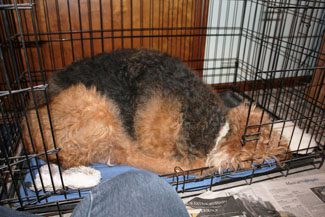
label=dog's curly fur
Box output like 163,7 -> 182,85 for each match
23,49 -> 290,174
207,104 -> 291,173
46,49 -> 227,157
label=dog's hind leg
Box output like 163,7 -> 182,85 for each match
132,91 -> 206,173
134,92 -> 185,160
23,84 -> 132,168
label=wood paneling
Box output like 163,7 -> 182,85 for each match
307,35 -> 325,109
17,0 -> 210,83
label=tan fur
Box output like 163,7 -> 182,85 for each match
134,93 -> 184,158
23,86 -> 289,174
125,146 -> 206,174
23,84 -> 204,174
23,84 -> 132,168
207,103 -> 290,172
130,92 -> 206,172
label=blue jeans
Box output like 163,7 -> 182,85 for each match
0,170 -> 189,217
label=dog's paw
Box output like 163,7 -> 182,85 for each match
206,150 -> 238,175
206,148 -> 255,175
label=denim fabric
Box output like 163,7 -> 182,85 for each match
1,170 -> 188,217
71,170 -> 189,217
0,206 -> 37,217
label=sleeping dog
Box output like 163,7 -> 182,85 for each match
23,49 -> 289,174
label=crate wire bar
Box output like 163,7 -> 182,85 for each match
0,0 -> 324,215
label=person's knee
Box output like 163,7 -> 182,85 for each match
121,170 -> 173,190
116,170 -> 160,185
72,169 -> 189,217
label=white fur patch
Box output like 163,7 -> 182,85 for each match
214,121 -> 230,148
205,121 -> 230,168
33,164 -> 101,191
206,150 -> 233,174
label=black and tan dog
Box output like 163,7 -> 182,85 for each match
23,49 -> 289,174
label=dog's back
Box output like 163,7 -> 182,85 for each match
24,49 -> 226,173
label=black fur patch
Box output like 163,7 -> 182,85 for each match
48,49 -> 227,157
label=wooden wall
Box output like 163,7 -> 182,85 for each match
307,35 -> 325,109
15,0 -> 209,84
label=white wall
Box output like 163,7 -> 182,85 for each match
203,0 -> 325,84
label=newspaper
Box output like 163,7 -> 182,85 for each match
186,174 -> 325,217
